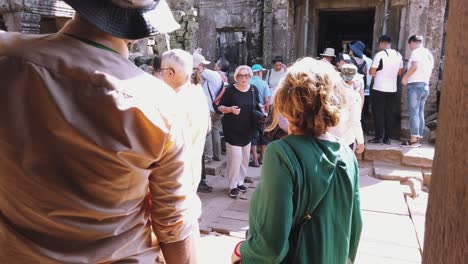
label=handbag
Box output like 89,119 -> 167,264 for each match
251,86 -> 265,130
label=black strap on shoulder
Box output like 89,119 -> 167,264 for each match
206,82 -> 215,103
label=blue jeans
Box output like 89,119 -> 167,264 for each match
407,82 -> 429,137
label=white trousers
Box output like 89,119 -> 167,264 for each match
226,143 -> 251,190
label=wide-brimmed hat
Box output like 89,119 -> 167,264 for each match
63,0 -> 180,40
320,48 -> 336,57
251,64 -> 266,72
349,41 -> 365,58
193,52 -> 210,66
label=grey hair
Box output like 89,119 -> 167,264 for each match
233,65 -> 253,82
161,49 -> 193,78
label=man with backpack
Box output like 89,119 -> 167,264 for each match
349,41 -> 368,89
194,50 -> 224,166
369,35 -> 404,145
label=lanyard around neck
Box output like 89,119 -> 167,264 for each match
62,33 -> 119,54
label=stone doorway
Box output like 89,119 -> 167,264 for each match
0,15 -> 6,31
317,9 -> 375,56
216,30 -> 247,76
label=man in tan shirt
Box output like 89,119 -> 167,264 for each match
0,1 -> 200,263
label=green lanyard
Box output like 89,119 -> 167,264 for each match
62,33 -> 119,54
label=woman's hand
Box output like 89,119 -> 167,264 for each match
355,143 -> 365,154
231,252 -> 241,264
231,106 -> 241,115
231,241 -> 243,263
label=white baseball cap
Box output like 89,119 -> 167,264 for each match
193,52 -> 210,66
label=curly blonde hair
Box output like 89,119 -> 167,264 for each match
267,57 -> 345,137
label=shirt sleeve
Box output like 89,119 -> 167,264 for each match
240,142 -> 294,263
202,69 -> 222,94
371,52 -> 382,68
218,86 -> 231,107
147,114 -> 196,244
264,82 -> 272,97
409,49 -> 422,63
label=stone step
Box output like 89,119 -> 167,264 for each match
205,159 -> 226,176
363,136 -> 434,172
373,161 -> 423,182
401,146 -> 434,168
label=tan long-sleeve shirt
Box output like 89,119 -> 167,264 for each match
0,32 -> 200,263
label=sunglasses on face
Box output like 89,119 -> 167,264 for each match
237,74 -> 251,79
158,68 -> 174,75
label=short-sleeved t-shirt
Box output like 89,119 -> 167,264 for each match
408,47 -> 434,84
202,69 -> 223,112
250,76 -> 271,104
266,68 -> 287,92
219,84 -> 260,146
371,49 -> 403,93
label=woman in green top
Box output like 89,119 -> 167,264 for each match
231,57 -> 362,264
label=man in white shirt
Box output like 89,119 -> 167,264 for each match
265,55 -> 287,93
193,50 -> 223,163
401,35 -> 434,147
369,35 -> 403,144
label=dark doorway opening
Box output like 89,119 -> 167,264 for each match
216,29 -> 248,80
0,15 -> 6,31
317,9 -> 375,56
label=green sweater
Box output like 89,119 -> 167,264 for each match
240,135 -> 362,264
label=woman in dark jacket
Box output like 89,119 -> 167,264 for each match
218,65 -> 261,199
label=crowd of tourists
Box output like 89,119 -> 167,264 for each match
0,0 -> 434,263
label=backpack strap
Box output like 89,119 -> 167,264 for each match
206,82 -> 215,103
266,70 -> 271,86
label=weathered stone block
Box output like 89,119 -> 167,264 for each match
172,11 -> 186,23
422,169 -> 432,187
429,130 -> 436,143
426,119 -> 437,130
373,161 -> 423,182
205,160 -> 226,176
175,29 -> 185,37
138,64 -> 152,74
401,146 -> 434,168
363,145 -> 403,164
426,112 -> 438,122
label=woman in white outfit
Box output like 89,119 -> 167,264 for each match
330,63 -> 365,154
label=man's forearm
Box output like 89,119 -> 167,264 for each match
403,64 -> 418,79
160,233 -> 198,264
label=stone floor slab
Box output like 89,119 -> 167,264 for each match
359,175 -> 410,216
405,192 -> 428,251
360,211 -> 420,248
199,234 -> 242,264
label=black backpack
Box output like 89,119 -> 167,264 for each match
351,57 -> 367,85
